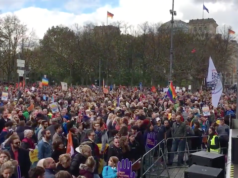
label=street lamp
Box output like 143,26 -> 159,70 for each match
169,0 -> 176,83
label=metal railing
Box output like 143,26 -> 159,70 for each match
132,134 -> 229,178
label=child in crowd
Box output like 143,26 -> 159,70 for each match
102,156 -> 119,178
79,156 -> 96,178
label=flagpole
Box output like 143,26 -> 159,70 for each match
107,12 -> 108,26
202,0 -> 204,19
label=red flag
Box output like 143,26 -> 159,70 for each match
191,49 -> 196,53
151,86 -> 156,93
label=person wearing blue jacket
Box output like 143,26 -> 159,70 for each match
102,156 -> 119,178
0,121 -> 13,144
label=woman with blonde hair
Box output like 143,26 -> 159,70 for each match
79,156 -> 96,178
0,160 -> 18,178
70,144 -> 92,177
56,154 -> 71,173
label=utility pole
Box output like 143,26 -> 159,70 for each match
169,0 -> 176,83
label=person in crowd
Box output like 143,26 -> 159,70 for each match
0,160 -> 16,178
55,171 -> 72,178
167,115 -> 186,166
0,151 -> 12,168
51,139 -> 66,163
47,118 -> 58,136
38,130 -> 53,160
79,156 -> 96,178
107,137 -> 123,161
37,121 -> 49,141
191,121 -> 202,153
0,110 -> 11,133
8,136 -> 31,178
93,121 -> 103,144
207,127 -> 220,153
0,122 -> 13,144
56,154 -> 71,173
164,120 -> 172,161
128,133 -> 140,162
217,117 -> 229,155
43,158 -> 56,178
119,136 -> 130,159
28,166 -> 45,178
15,121 -> 26,141
21,129 -> 35,150
70,144 -> 92,177
36,159 -> 45,168
102,156 -> 119,178
52,124 -> 64,144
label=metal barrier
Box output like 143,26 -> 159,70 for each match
133,134 -> 229,177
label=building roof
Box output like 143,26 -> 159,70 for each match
159,20 -> 189,33
189,18 -> 218,27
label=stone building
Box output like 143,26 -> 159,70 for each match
188,18 -> 218,35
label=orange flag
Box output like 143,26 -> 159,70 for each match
27,103 -> 34,112
66,131 -> 74,156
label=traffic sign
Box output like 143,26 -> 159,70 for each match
17,59 -> 25,67
17,69 -> 24,76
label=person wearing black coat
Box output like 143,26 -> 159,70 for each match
0,110 -> 11,133
69,144 -> 91,177
107,137 -> 123,161
8,137 -> 31,178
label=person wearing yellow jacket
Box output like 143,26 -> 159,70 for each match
207,127 -> 220,154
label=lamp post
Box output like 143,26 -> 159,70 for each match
169,0 -> 176,83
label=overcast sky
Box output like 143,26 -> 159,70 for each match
0,0 -> 237,39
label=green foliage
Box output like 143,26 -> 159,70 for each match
0,15 -> 234,88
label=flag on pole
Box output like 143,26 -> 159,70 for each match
167,82 -> 177,103
228,29 -> 235,35
42,78 -> 49,86
107,11 -> 114,18
206,57 -> 223,108
203,4 -> 209,13
66,131 -> 74,156
151,86 -> 156,93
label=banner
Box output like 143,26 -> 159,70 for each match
50,102 -> 59,113
117,159 -> 135,178
206,57 -> 223,108
29,149 -> 39,163
1,92 -> 8,101
61,82 -> 68,91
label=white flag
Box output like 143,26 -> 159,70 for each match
206,57 -> 223,108
61,82 -> 68,91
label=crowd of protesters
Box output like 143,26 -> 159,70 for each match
0,84 -> 233,178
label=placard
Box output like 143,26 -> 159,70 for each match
202,106 -> 210,116
29,149 -> 38,163
146,132 -> 156,149
1,92 -> 8,101
50,102 -> 59,113
117,159 -> 135,178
